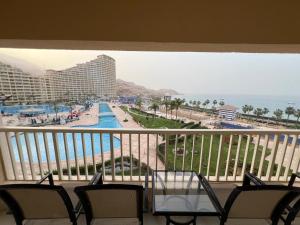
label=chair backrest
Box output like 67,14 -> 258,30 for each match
223,185 -> 300,222
74,184 -> 143,225
0,184 -> 75,224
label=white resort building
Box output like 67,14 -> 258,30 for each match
217,104 -> 238,120
0,55 -> 116,103
45,55 -> 116,101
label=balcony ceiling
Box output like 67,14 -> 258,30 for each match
1,1 -> 300,53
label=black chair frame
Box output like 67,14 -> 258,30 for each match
0,183 -> 76,225
0,172 -> 103,225
283,173 -> 300,225
199,172 -> 300,225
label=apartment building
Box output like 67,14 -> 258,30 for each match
0,55 -> 116,104
0,62 -> 49,104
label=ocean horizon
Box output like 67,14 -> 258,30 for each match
172,94 -> 300,120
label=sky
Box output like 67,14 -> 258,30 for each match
0,48 -> 300,97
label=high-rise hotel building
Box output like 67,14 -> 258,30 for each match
0,55 -> 116,103
0,62 -> 51,103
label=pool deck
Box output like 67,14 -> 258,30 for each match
54,104 -> 100,127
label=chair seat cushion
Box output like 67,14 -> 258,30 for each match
92,218 -> 139,225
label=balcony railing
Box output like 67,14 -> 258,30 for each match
0,126 -> 299,183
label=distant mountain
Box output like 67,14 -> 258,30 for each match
117,79 -> 179,97
0,53 -> 43,75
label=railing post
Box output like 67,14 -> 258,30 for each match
147,134 -> 150,177
0,144 -> 7,183
215,134 -> 223,181
207,134 -> 213,179
233,134 -> 242,180
275,134 -> 289,180
0,131 -> 13,181
241,135 -> 251,179
284,135 -> 297,181
266,134 -> 280,181
165,134 -> 169,170
224,135 -> 233,181
52,132 -> 62,180
110,133 -> 115,181
0,115 -> 8,182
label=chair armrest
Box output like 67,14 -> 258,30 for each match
89,172 -> 103,185
36,173 -> 54,185
243,172 -> 265,186
288,173 -> 300,187
198,174 -> 225,216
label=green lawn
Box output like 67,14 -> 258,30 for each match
122,106 -> 183,129
122,106 -> 279,177
161,134 -> 269,177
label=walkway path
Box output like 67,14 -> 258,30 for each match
110,104 -> 165,170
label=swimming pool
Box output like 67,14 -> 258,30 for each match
0,104 -> 69,114
220,122 -> 252,129
12,103 -> 122,162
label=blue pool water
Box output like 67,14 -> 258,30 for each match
0,104 -> 69,114
220,122 -> 252,129
12,103 -> 122,162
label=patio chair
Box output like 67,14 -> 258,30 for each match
281,172 -> 300,225
74,184 -> 144,225
0,172 -> 103,225
199,173 -> 300,225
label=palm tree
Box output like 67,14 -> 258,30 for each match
248,105 -> 254,114
242,105 -> 249,114
273,109 -> 283,122
149,102 -> 159,117
135,98 -> 142,110
294,109 -> 300,125
162,99 -> 170,118
65,101 -> 75,119
219,101 -> 225,106
174,98 -> 184,119
285,106 -> 295,120
212,100 -> 218,107
204,99 -> 210,108
262,107 -> 269,116
170,100 -> 176,119
51,100 -> 61,120
189,100 -> 193,106
196,101 -> 201,108
253,108 -> 263,118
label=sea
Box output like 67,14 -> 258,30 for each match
172,94 -> 300,120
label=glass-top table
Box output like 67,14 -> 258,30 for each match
151,171 -> 221,225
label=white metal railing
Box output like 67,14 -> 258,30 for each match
0,126 -> 299,183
